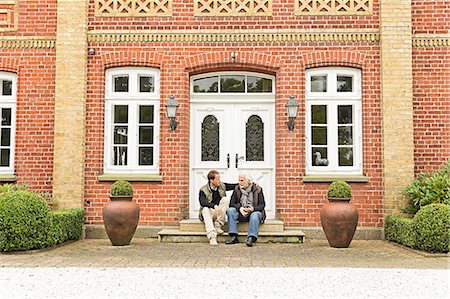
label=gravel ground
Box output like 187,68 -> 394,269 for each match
1,267 -> 449,298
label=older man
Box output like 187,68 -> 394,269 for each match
199,170 -> 237,246
225,172 -> 266,247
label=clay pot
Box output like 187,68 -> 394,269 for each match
320,198 -> 358,248
103,196 -> 140,246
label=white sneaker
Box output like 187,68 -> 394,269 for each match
209,238 -> 218,246
214,222 -> 224,235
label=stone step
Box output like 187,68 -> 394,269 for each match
180,219 -> 285,232
158,229 -> 305,243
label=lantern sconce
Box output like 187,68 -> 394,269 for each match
285,95 -> 299,131
166,95 -> 179,131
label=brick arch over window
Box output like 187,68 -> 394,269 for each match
302,51 -> 366,69
0,58 -> 19,73
185,52 -> 281,75
100,52 -> 166,69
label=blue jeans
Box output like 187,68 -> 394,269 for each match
226,207 -> 263,239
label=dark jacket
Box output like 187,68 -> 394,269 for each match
230,183 -> 266,221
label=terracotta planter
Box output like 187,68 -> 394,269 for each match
320,198 -> 358,248
103,196 -> 140,246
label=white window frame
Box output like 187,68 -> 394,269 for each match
104,67 -> 160,174
306,67 -> 362,175
0,72 -> 16,174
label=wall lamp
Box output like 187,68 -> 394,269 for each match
165,95 -> 179,131
285,95 -> 299,130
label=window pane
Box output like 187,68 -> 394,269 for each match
139,126 -> 154,145
339,148 -> 354,166
0,149 -> 9,167
139,106 -> 154,124
2,80 -> 12,96
312,126 -> 327,145
193,76 -> 218,93
312,148 -> 328,166
311,105 -> 327,124
246,115 -> 264,161
1,128 -> 10,146
338,105 -> 353,124
114,76 -> 129,92
139,147 -> 153,165
220,75 -> 245,92
114,126 -> 128,144
338,126 -> 353,145
2,108 -> 11,126
114,105 -> 128,124
201,115 -> 219,161
113,146 -> 127,166
337,76 -> 353,92
139,76 -> 154,92
311,75 -> 327,92
247,76 -> 272,93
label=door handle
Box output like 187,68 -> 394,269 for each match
235,153 -> 238,168
227,153 -> 230,168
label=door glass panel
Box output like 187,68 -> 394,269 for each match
139,105 -> 154,124
0,149 -> 9,166
338,105 -> 352,124
311,75 -> 327,92
114,76 -> 129,92
1,108 -> 11,126
312,147 -> 328,166
113,147 -> 127,165
2,80 -> 12,96
139,126 -> 153,144
114,126 -> 128,144
139,76 -> 154,93
247,76 -> 272,93
312,126 -> 327,145
338,126 -> 353,145
1,128 -> 10,146
339,148 -> 353,166
193,76 -> 218,93
337,76 -> 353,92
311,105 -> 327,124
114,105 -> 128,123
139,147 -> 153,165
201,115 -> 219,161
220,75 -> 245,93
246,115 -> 264,161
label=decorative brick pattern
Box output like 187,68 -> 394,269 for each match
295,0 -> 373,15
380,0 -> 414,214
194,0 -> 272,16
95,0 -> 172,17
0,0 -> 18,32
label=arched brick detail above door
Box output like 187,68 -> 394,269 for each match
100,51 -> 166,69
0,57 -> 19,73
302,51 -> 366,69
184,52 -> 281,75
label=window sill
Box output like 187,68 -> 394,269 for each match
0,174 -> 16,182
302,175 -> 369,183
98,174 -> 163,182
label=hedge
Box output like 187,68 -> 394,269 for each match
0,190 -> 84,252
385,204 -> 450,253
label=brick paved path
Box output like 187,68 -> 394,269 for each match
1,239 -> 448,269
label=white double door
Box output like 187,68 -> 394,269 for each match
190,102 -> 275,219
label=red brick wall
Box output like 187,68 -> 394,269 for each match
84,42 -> 383,228
88,0 -> 380,31
413,47 -> 450,174
0,50 -> 56,193
412,1 -> 450,34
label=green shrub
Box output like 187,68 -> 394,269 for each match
0,190 -> 51,252
410,203 -> 450,253
402,160 -> 450,214
110,180 -> 133,196
0,183 -> 28,194
327,180 -> 352,198
384,214 -> 415,247
48,208 -> 84,245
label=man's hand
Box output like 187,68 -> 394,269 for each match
240,207 -> 249,217
214,205 -> 222,216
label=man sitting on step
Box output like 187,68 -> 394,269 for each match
225,172 -> 266,247
199,170 -> 237,246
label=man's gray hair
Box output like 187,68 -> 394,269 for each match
238,171 -> 253,184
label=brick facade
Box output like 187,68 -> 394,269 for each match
0,0 -> 448,232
